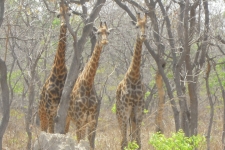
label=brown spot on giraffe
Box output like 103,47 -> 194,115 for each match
66,22 -> 112,149
38,2 -> 70,133
116,13 -> 148,150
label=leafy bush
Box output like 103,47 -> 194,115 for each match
149,130 -> 206,150
111,103 -> 116,113
124,141 -> 139,150
144,91 -> 150,99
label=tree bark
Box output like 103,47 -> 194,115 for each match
0,0 -> 4,26
205,60 -> 214,150
212,61 -> 225,150
155,71 -> 165,133
144,84 -> 156,110
180,0 -> 199,136
25,65 -> 36,150
0,59 -> 10,150
0,1 -> 10,149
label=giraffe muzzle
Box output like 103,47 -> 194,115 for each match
140,34 -> 146,41
101,40 -> 108,45
141,34 -> 146,38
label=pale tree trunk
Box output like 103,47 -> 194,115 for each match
188,0 -> 208,136
144,84 -> 156,110
25,49 -> 44,149
0,0 -> 4,26
175,1 -> 190,136
184,0 -> 199,136
0,59 -> 10,150
25,65 -> 36,150
212,61 -> 225,150
205,60 -> 214,150
55,0 -> 106,134
0,1 -> 10,149
155,71 -> 165,133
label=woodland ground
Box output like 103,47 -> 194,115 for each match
2,102 -> 223,150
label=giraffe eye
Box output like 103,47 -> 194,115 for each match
136,26 -> 139,29
97,32 -> 101,35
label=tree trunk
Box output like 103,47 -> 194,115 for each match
155,71 -> 165,133
0,2 -> 10,150
144,84 -> 156,110
205,60 -> 214,150
0,59 -> 10,150
25,66 -> 36,150
212,62 -> 225,150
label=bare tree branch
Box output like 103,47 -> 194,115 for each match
42,0 -> 57,14
216,35 -> 225,44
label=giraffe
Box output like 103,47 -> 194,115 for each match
116,13 -> 147,150
66,22 -> 112,149
38,2 -> 70,133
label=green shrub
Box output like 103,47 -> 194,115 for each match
124,141 -> 139,150
111,103 -> 116,113
149,130 -> 206,150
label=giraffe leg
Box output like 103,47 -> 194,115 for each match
39,105 -> 48,132
116,100 -> 131,150
48,115 -> 55,133
119,119 -> 128,150
87,120 -> 97,149
87,111 -> 98,149
65,116 -> 70,133
76,122 -> 82,142
48,105 -> 58,133
131,104 -> 144,150
76,119 -> 86,143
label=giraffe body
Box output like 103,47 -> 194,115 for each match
38,2 -> 69,133
67,22 -> 112,149
116,13 -> 147,150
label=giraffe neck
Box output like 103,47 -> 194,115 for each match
82,42 -> 103,88
126,37 -> 143,83
52,24 -> 67,73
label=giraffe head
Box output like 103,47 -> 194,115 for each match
94,22 -> 113,45
57,1 -> 71,25
132,13 -> 148,41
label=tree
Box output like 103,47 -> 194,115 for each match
0,0 -> 10,149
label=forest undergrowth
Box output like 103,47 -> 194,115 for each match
2,102 -> 222,150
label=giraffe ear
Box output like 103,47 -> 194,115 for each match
92,26 -> 98,36
108,28 -> 114,33
56,11 -> 61,18
93,26 -> 98,33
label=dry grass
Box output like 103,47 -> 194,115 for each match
2,104 -> 223,150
